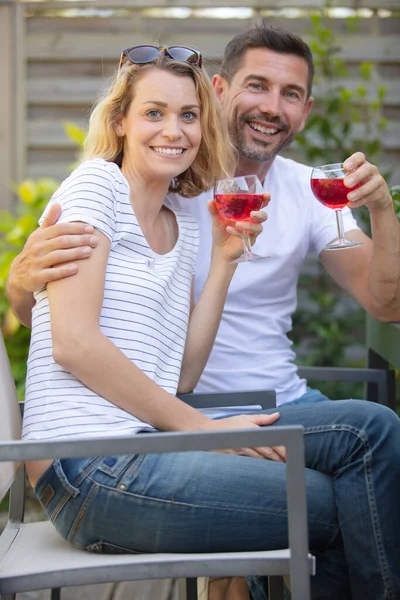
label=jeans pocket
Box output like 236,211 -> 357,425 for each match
94,454 -> 145,489
34,459 -> 81,524
85,540 -> 142,555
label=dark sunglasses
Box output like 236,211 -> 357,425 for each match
118,45 -> 202,75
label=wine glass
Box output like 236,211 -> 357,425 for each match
310,163 -> 363,251
214,174 -> 269,263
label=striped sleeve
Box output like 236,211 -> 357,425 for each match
39,159 -> 119,241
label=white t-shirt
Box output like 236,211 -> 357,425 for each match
169,156 -> 360,406
22,159 -> 199,440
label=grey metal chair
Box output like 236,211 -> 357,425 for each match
298,365 -> 395,408
0,330 -> 315,600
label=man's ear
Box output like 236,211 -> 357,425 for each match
298,96 -> 314,133
212,74 -> 228,105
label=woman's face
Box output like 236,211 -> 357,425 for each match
119,68 -> 202,183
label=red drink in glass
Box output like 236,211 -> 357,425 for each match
311,178 -> 360,210
310,162 -> 363,250
214,193 -> 268,221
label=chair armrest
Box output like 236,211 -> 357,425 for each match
298,366 -> 388,384
1,427 -> 309,598
0,426 -> 299,463
178,390 -> 276,410
297,366 -> 391,407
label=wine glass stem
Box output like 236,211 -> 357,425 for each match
241,232 -> 252,255
335,210 -> 346,240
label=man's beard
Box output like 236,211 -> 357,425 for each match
229,113 -> 295,163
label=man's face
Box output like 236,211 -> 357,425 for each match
213,48 -> 313,164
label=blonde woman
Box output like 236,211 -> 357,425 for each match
22,47 -> 277,552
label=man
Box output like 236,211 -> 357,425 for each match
6,21 -> 400,599
7,24 -> 400,407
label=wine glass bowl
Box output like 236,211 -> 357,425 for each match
311,163 -> 363,251
214,190 -> 267,221
214,175 -> 269,263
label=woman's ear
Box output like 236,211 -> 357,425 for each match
114,117 -> 125,137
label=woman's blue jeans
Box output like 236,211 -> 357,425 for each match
34,399 -> 400,600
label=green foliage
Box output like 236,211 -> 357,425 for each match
391,185 -> 400,219
292,10 -> 399,404
0,122 -> 85,399
0,179 -> 59,399
295,13 -> 386,171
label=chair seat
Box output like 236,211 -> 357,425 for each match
0,520 -> 315,594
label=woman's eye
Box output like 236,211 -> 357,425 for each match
182,111 -> 198,121
146,110 -> 162,118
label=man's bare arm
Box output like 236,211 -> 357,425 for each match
321,152 -> 400,322
6,203 -> 98,327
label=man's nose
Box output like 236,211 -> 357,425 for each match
259,90 -> 282,117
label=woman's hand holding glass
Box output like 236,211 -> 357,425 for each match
208,196 -> 268,265
213,174 -> 270,263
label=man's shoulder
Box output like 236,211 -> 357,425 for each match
272,155 -> 312,180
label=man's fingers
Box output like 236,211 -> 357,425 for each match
42,222 -> 96,241
45,233 -> 98,253
41,246 -> 94,268
40,265 -> 79,284
41,203 -> 62,228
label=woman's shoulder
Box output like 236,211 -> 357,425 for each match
71,158 -> 126,187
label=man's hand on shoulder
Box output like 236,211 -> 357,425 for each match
10,202 -> 98,293
6,202 -> 99,327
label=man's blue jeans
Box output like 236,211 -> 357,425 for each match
34,399 -> 400,600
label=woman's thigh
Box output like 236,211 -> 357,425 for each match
39,450 -> 340,555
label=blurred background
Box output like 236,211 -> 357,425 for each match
0,0 -> 399,406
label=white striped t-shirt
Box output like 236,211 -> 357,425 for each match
22,158 -> 199,441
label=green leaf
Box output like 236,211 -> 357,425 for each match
339,89 -> 353,103
356,85 -> 366,99
0,211 -> 17,233
359,62 -> 373,80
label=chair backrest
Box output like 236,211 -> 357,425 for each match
0,329 -> 22,501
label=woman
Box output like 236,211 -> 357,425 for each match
22,46 -> 275,542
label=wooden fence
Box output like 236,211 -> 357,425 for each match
0,0 -> 399,208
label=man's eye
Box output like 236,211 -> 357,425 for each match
249,83 -> 264,91
146,110 -> 162,118
286,91 -> 300,100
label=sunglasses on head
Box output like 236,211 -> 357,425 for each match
118,45 -> 202,75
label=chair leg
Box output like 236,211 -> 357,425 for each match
367,348 -> 396,411
268,576 -> 285,600
50,589 -> 61,600
186,578 -> 198,600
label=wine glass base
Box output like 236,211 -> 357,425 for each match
324,239 -> 363,251
230,252 -> 270,264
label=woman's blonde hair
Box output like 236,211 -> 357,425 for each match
83,54 -> 236,197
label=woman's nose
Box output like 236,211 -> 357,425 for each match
162,117 -> 182,140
